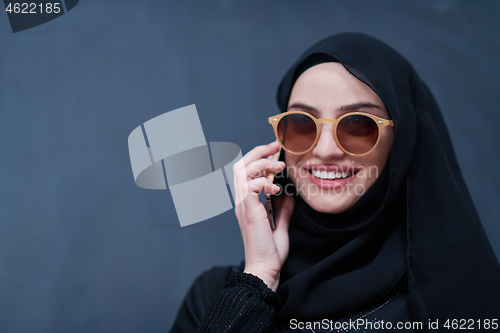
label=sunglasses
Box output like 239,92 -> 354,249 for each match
268,111 -> 394,156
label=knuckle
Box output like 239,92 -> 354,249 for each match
248,178 -> 263,191
248,161 -> 263,174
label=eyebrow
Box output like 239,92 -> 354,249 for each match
338,102 -> 383,112
288,102 -> 383,114
287,102 -> 320,115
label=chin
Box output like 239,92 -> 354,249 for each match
302,191 -> 359,214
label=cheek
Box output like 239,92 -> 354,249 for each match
284,152 -> 300,169
284,153 -> 308,184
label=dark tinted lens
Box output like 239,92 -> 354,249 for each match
337,115 -> 378,154
277,113 -> 317,153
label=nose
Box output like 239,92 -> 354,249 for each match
312,123 -> 345,160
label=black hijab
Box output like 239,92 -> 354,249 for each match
274,33 -> 500,326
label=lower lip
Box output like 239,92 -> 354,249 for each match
306,169 -> 356,189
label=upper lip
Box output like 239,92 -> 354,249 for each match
305,164 -> 360,173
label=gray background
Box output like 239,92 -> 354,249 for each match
0,1 -> 499,332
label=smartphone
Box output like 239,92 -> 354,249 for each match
265,150 -> 281,230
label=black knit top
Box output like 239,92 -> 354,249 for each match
171,265 -> 413,333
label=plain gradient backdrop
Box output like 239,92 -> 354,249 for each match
0,1 -> 499,332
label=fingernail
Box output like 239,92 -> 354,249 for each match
273,184 -> 280,191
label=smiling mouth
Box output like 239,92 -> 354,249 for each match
305,164 -> 362,180
309,169 -> 354,180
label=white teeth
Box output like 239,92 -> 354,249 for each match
311,169 -> 353,180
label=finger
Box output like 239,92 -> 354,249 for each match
236,177 -> 279,220
234,159 -> 282,207
233,141 -> 280,176
245,159 -> 285,179
233,142 -> 280,202
241,141 -> 280,167
266,150 -> 281,162
248,177 -> 281,196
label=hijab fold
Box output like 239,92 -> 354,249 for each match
274,33 -> 500,326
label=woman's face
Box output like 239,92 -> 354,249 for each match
285,62 -> 394,214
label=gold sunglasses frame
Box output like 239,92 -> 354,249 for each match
268,111 -> 394,156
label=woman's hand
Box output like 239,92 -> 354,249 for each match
233,141 -> 295,292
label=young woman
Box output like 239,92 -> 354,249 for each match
171,33 -> 500,332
